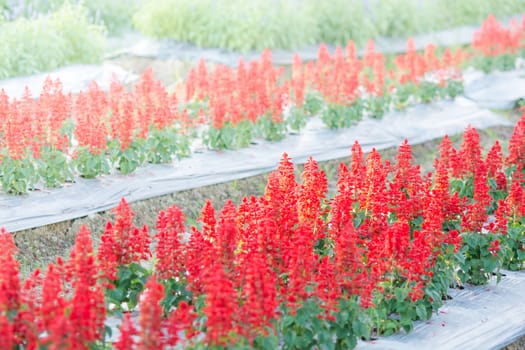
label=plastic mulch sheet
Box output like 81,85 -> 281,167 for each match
0,97 -> 512,233
0,63 -> 137,99
356,270 -> 525,350
464,68 -> 525,110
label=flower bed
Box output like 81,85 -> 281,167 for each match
1,110 -> 525,348
1,15 -> 524,194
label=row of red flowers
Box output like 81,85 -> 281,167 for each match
1,109 -> 524,349
1,15 -> 524,193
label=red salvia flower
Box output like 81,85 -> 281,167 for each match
40,262 -> 69,349
114,313 -> 137,350
167,300 -> 198,347
215,200 -> 239,273
185,226 -> 214,295
0,314 -> 14,349
488,239 -> 501,257
315,256 -> 339,320
155,204 -> 186,280
485,140 -> 503,178
200,199 -> 216,241
494,200 -> 508,235
138,277 -> 166,350
238,247 -> 278,342
462,162 -> 491,232
202,261 -> 238,347
458,126 -> 482,177
66,225 -> 106,348
298,157 -> 328,239
74,81 -> 109,155
506,110 -> 525,168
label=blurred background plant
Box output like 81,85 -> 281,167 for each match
1,0 -> 525,79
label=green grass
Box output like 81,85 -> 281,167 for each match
0,3 -> 106,79
133,0 -> 525,51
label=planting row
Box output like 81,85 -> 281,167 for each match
1,112 -> 525,349
1,15 -> 525,194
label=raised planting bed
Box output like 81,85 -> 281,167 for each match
2,110 -> 525,348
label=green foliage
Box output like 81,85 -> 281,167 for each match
256,115 -> 288,142
109,139 -> 146,175
501,221 -> 525,271
105,262 -> 150,314
73,148 -> 111,179
133,0 -> 525,51
203,121 -> 254,150
457,232 -> 503,285
133,0 -> 317,51
145,127 -> 191,164
0,3 -> 106,79
36,146 -> 74,188
321,102 -> 364,130
0,155 -> 38,194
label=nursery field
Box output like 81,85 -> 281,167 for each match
1,5 -> 525,350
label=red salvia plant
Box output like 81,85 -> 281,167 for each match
215,200 -> 239,273
13,268 -> 42,349
506,167 -> 525,221
155,204 -> 186,280
200,199 -> 217,242
0,229 -> 21,346
315,256 -> 340,320
457,126 -> 483,178
506,110 -> 525,168
389,139 -> 425,222
138,276 -> 167,350
238,245 -> 278,342
298,157 -> 328,240
166,300 -> 198,347
473,15 -> 520,57
40,261 -> 69,349
291,53 -> 305,107
114,312 -> 137,350
285,223 -> 316,311
462,162 -> 491,233
74,82 -> 110,155
66,225 -> 106,348
202,261 -> 238,347
486,140 -> 504,178
265,153 -> 299,270
359,148 -> 389,236
98,198 -> 151,286
185,226 -> 214,295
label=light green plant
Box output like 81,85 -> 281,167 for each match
0,3 -> 106,79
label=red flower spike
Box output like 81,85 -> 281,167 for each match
138,277 -> 166,350
494,200 -> 508,235
215,200 -> 239,273
486,140 -> 503,178
0,314 -> 14,349
66,225 -> 107,348
0,228 -> 20,315
167,301 -> 198,347
238,248 -> 278,342
506,110 -> 525,167
458,126 -> 482,177
40,263 -> 69,349
114,313 -> 137,350
315,256 -> 340,319
155,205 -> 186,280
185,227 -> 214,295
202,261 -> 238,347
200,199 -> 216,241
298,157 -> 328,239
